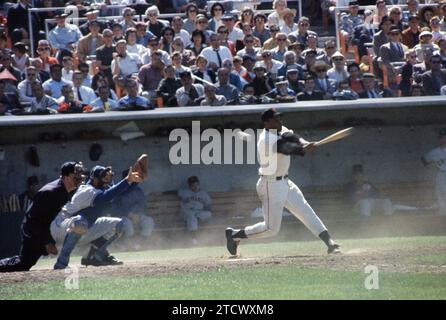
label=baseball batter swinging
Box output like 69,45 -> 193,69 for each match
225,108 -> 341,255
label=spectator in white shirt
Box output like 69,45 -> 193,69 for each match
200,33 -> 233,72
112,39 -> 143,88
327,51 -> 349,85
71,70 -> 97,105
61,55 -> 74,82
18,66 -> 39,104
221,13 -> 244,43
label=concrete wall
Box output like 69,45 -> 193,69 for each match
1,97 -> 446,196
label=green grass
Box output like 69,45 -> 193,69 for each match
1,266 -> 446,300
1,236 -> 446,300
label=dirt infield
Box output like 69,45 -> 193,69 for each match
1,243 -> 445,286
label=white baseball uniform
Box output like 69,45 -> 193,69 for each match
244,126 -> 328,239
422,146 -> 446,212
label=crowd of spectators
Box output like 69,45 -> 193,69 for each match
0,0 -> 446,114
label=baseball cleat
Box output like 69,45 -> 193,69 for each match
327,243 -> 341,254
225,228 -> 239,256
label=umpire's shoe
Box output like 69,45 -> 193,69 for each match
327,243 -> 341,254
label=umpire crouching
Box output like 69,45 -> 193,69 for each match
0,162 -> 85,272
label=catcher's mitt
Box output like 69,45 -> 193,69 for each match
132,154 -> 149,181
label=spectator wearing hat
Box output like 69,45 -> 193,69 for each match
280,8 -> 298,35
194,14 -> 214,44
209,3 -> 225,32
290,17 -> 318,49
288,41 -> 305,65
266,76 -> 296,102
253,13 -> 270,45
373,15 -> 392,58
201,84 -> 227,106
327,51 -> 349,85
422,54 -> 446,96
171,16 -> 192,48
352,9 -> 377,59
117,78 -> 152,110
379,25 -> 408,86
413,30 -> 440,62
340,1 -> 364,46
268,0 -> 288,28
251,62 -> 274,96
359,73 -> 383,98
286,68 -> 302,94
79,8 -> 104,36
11,42 -> 29,73
76,20 -> 104,63
301,48 -> 318,76
312,60 -> 337,99
0,161 -> 84,272
402,15 -> 421,49
200,33 -> 233,72
176,70 -> 205,106
183,3 -> 199,34
43,64 -> 71,99
120,7 -> 137,32
222,13 -> 244,44
157,64 -> 182,107
297,74 -> 324,101
48,12 -> 83,55
306,33 -> 325,57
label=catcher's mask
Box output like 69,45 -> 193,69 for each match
89,165 -> 114,188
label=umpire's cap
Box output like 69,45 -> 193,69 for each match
439,128 -> 446,137
261,108 -> 282,122
188,176 -> 199,185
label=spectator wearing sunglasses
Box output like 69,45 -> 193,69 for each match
263,25 -> 280,50
253,13 -> 270,45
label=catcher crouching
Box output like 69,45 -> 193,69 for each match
51,155 -> 148,269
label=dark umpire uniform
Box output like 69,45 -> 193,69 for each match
0,162 -> 82,272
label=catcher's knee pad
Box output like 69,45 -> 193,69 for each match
69,216 -> 89,235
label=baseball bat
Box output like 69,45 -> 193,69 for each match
314,127 -> 354,146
